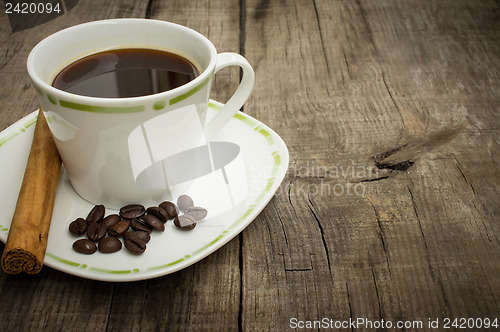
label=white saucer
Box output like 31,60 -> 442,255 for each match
0,100 -> 289,281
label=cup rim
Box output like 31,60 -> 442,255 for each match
27,18 -> 217,105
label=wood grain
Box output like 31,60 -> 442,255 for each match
0,0 -> 499,330
242,0 -> 500,329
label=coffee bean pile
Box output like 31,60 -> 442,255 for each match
70,195 -> 207,255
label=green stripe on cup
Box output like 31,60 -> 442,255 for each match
153,101 -> 166,110
169,74 -> 212,106
60,100 -> 145,113
47,94 -> 57,105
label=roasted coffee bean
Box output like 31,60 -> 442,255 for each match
141,214 -> 164,232
186,206 -> 208,221
159,201 -> 179,220
123,230 -> 151,244
86,204 -> 105,223
174,214 -> 197,230
86,222 -> 107,242
130,219 -> 152,233
124,239 -> 146,255
101,214 -> 121,230
177,195 -> 194,212
70,197 -> 204,255
108,220 -> 131,237
119,204 -> 146,219
98,236 -> 123,253
146,206 -> 169,223
73,239 -> 97,254
69,217 -> 87,236
124,235 -> 147,255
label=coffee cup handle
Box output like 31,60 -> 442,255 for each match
204,52 -> 255,140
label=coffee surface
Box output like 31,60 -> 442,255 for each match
52,48 -> 199,98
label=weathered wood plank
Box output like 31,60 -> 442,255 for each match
105,240 -> 241,332
242,0 -> 500,329
0,269 -> 115,331
241,0 -> 348,329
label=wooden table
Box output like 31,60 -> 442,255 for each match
1,0 -> 499,330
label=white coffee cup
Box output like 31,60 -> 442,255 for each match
27,19 -> 254,208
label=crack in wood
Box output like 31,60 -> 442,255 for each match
358,174 -> 391,183
470,199 -> 493,243
450,154 -> 499,246
407,185 -> 452,314
273,202 -> 289,247
138,281 -> 150,329
451,153 -> 477,195
240,0 -> 247,57
0,61 -> 9,72
345,281 -> 354,332
312,0 -> 331,78
287,181 -> 298,217
342,49 -> 352,82
366,197 -> 393,277
238,233 -> 243,332
284,267 -> 313,272
382,73 -> 405,142
145,0 -> 155,18
355,0 -> 379,57
373,124 -> 465,171
307,191 -> 332,276
407,185 -> 426,246
370,265 -> 383,319
366,196 -> 403,316
374,144 -> 415,171
104,283 -> 116,332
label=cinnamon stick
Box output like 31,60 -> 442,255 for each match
1,110 -> 61,274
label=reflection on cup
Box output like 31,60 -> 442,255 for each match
131,128 -> 248,220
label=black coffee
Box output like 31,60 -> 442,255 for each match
52,48 -> 199,98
